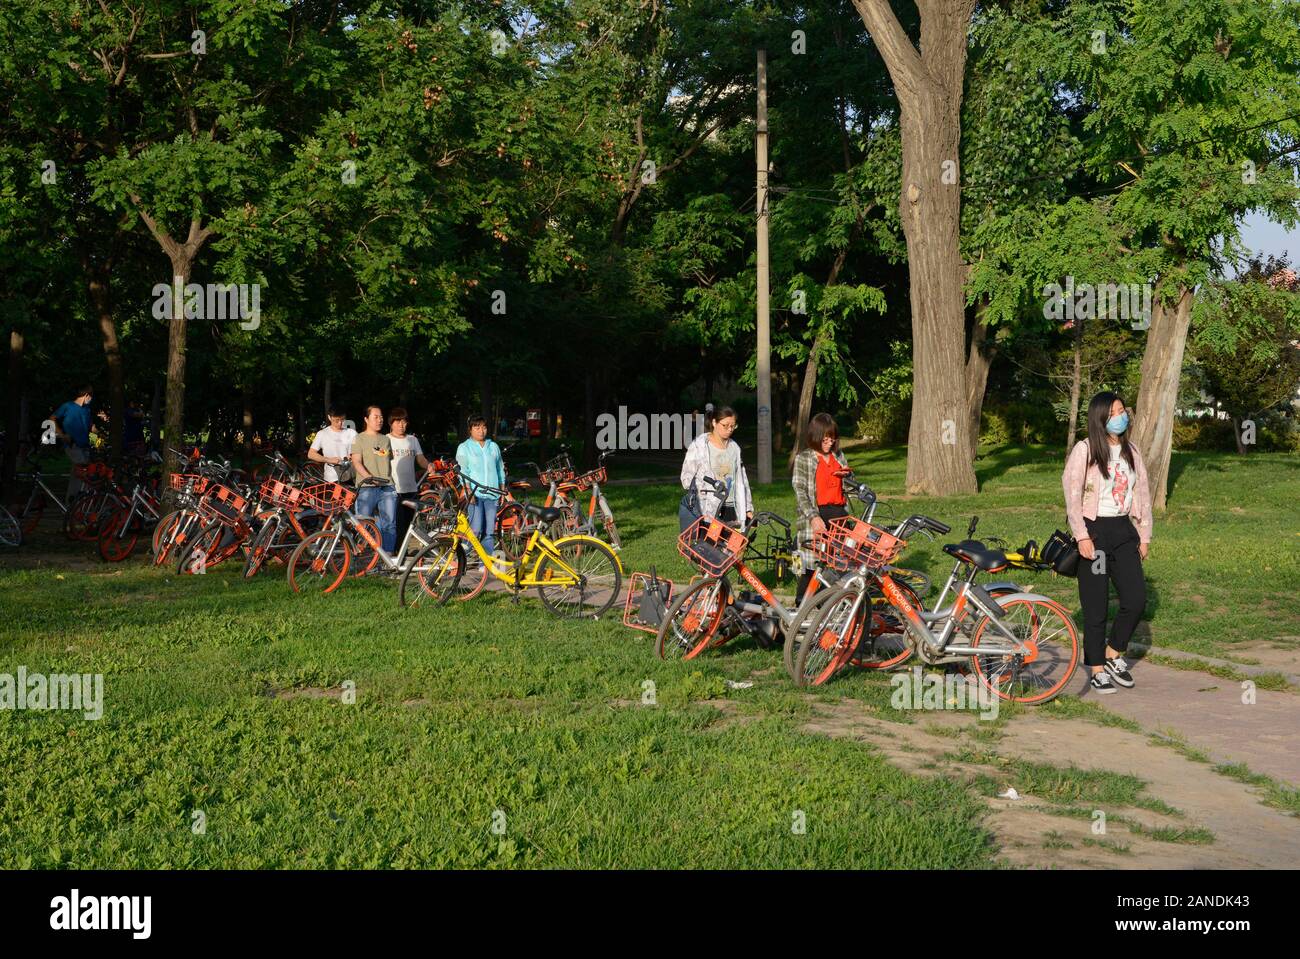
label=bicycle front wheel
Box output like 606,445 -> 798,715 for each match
287,529 -> 351,594
0,506 -> 21,547
783,581 -> 847,680
97,506 -> 138,562
243,516 -> 280,578
535,536 -> 622,619
656,575 -> 730,660
795,584 -> 870,687
969,598 -> 1080,705
398,534 -> 463,608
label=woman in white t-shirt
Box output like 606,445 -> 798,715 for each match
386,407 -> 431,546
308,407 -> 357,483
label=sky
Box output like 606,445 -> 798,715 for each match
1235,209 -> 1300,275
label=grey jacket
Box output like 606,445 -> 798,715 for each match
680,433 -> 753,521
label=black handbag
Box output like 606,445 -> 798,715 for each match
1041,529 -> 1081,577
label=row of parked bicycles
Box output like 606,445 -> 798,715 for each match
5,444 -> 1080,704
632,472 -> 1082,705
114,445 -> 631,620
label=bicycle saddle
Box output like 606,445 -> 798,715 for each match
942,541 -> 1008,571
524,503 -> 563,524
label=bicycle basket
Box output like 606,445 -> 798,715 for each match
623,571 -> 675,634
74,462 -> 113,483
574,466 -> 607,492
814,516 -> 904,572
167,472 -> 210,495
678,516 -> 749,576
540,452 -> 575,484
258,478 -> 306,511
196,484 -> 250,529
302,482 -> 357,515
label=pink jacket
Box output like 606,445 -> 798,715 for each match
1062,440 -> 1153,545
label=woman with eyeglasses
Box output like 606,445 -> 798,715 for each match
678,405 -> 754,532
1063,391 -> 1153,695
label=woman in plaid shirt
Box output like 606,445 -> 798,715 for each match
792,413 -> 851,600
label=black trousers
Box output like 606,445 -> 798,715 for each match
394,498 -> 416,551
1077,515 -> 1147,667
798,503 -> 850,600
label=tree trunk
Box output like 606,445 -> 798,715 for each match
133,205 -> 212,485
294,394 -> 306,456
854,0 -> 978,496
964,298 -> 995,462
162,257 -> 192,481
1066,317 -> 1083,451
84,259 -> 125,464
1231,416 -> 1246,455
241,383 -> 254,470
150,376 -> 162,454
3,328 -> 24,497
1130,285 -> 1194,511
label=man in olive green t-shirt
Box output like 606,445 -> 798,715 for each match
350,405 -> 397,553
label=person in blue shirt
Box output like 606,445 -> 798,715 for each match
455,415 -> 506,560
53,385 -> 94,499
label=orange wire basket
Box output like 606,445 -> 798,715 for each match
258,478 -> 306,511
167,472 -> 210,495
812,516 -> 905,572
302,482 -> 356,516
573,466 -> 607,491
196,484 -> 251,530
677,516 -> 749,576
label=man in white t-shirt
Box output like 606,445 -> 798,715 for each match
387,406 -> 431,546
307,406 -> 358,483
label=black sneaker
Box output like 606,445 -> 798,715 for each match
1089,672 -> 1117,695
1105,655 -> 1135,688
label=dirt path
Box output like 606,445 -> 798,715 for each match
799,699 -> 1300,868
1082,657 -> 1300,786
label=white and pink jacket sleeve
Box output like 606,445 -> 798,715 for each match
1062,440 -> 1153,545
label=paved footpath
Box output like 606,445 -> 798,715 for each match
1077,656 -> 1300,787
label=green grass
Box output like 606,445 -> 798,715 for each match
0,444 -> 1293,867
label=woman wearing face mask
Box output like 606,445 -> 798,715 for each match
1063,392 -> 1152,695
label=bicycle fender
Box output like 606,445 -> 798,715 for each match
984,580 -> 1023,595
547,534 -> 626,574
989,590 -> 1055,608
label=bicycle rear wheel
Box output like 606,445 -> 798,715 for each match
656,575 -> 730,660
969,598 -> 1080,705
535,537 -> 622,619
398,534 -> 463,608
287,529 -> 351,594
348,518 -> 381,576
850,580 -> 918,670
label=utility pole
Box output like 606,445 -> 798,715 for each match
755,48 -> 773,484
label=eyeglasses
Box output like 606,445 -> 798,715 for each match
715,421 -> 738,431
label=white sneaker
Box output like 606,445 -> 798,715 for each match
1089,672 -> 1117,695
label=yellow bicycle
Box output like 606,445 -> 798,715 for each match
398,491 -> 624,619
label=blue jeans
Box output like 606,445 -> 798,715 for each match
467,496 -> 499,557
355,485 -> 397,553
